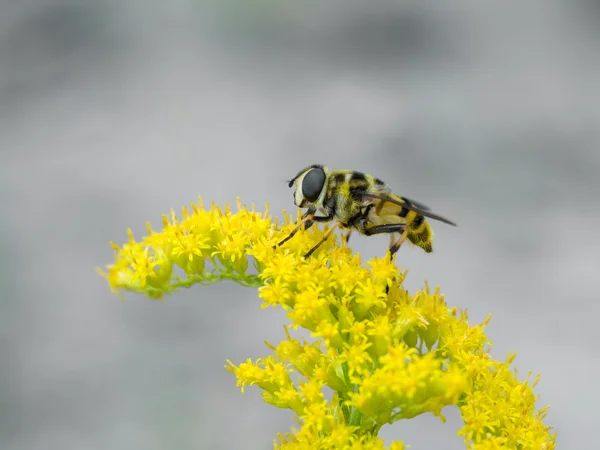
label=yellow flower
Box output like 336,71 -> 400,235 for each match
101,199 -> 556,449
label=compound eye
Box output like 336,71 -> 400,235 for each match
301,168 -> 326,202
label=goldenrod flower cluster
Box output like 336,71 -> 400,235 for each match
100,198 -> 555,449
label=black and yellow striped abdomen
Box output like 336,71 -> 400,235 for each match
397,203 -> 434,253
406,213 -> 433,253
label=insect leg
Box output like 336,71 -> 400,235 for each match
304,222 -> 342,258
363,223 -> 409,261
273,214 -> 314,249
273,212 -> 334,249
312,214 -> 334,223
363,224 -> 406,236
362,224 -> 407,293
389,227 -> 411,260
344,230 -> 353,245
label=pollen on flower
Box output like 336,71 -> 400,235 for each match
341,339 -> 373,378
102,199 -> 555,449
312,320 -> 343,350
355,278 -> 388,311
368,256 -> 402,287
171,232 -> 208,262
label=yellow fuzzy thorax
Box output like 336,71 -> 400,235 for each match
99,197 -> 555,449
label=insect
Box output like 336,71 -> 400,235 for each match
274,164 -> 456,259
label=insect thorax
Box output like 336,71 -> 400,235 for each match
324,173 -> 368,226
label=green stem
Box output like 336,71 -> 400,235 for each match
348,384 -> 362,427
341,362 -> 362,427
143,269 -> 264,297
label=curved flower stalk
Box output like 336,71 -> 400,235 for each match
99,197 -> 555,449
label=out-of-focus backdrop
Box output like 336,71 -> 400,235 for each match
1,1 -> 598,449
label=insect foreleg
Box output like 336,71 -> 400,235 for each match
273,211 -> 334,250
273,214 -> 315,249
304,222 -> 342,258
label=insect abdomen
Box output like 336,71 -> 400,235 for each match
405,212 -> 434,253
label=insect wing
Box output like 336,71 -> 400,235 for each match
399,196 -> 431,211
354,189 -> 457,226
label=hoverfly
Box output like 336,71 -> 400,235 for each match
274,164 -> 456,259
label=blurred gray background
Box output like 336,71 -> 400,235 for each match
1,1 -> 598,449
